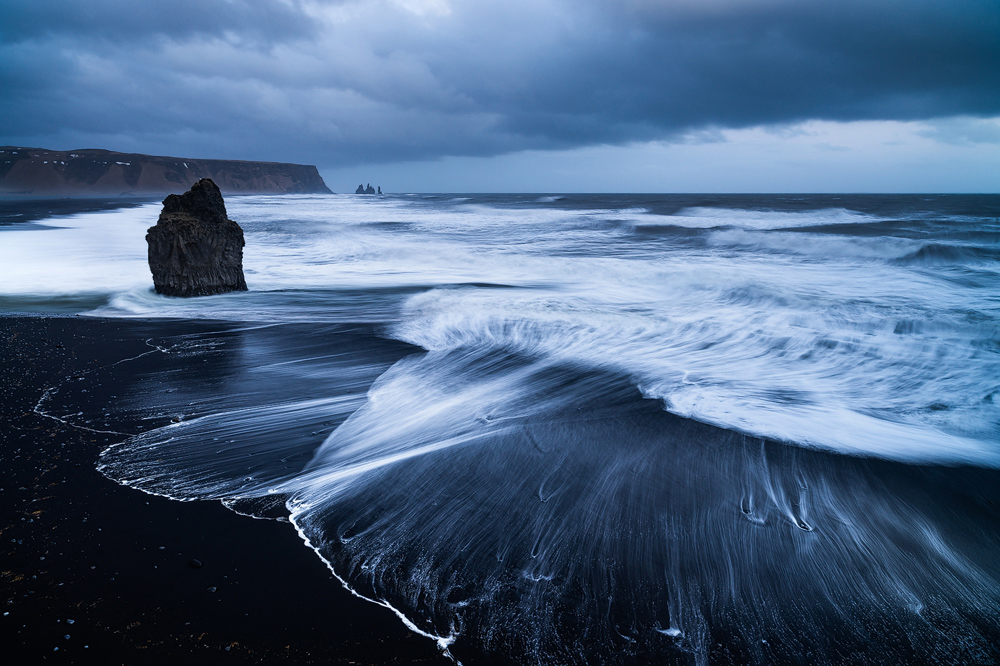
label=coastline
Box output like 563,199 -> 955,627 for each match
1,190 -> 998,665
0,314 -> 448,665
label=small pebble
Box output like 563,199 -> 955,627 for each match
189,559 -> 203,569
206,586 -> 217,593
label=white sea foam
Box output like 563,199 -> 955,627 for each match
660,206 -> 885,230
390,266 -> 999,465
4,194 -> 998,465
0,204 -> 156,297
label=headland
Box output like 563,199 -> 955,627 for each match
0,147 -> 332,196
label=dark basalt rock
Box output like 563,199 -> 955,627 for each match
146,178 -> 248,297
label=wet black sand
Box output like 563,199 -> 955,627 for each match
0,315 -> 449,665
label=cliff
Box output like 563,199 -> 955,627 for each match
0,147 -> 332,196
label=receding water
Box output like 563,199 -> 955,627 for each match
4,193 -> 1000,664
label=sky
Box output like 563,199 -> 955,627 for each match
1,0 -> 998,192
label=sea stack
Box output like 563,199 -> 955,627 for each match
146,178 -> 248,297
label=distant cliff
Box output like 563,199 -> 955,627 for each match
0,147 -> 332,196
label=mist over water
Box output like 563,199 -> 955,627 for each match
5,193 -> 1000,663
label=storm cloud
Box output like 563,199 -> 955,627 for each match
1,0 -> 997,168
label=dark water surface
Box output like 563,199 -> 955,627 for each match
3,194 -> 999,664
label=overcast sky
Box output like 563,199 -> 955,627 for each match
2,0 -> 998,192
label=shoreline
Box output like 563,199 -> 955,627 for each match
3,310 -> 1000,664
1,314 -> 449,665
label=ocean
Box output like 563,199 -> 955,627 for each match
3,193 -> 999,664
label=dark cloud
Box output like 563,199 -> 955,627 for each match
460,0 -> 1000,141
0,0 -> 314,43
0,0 -> 996,168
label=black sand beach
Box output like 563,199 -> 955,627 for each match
0,315 -> 449,665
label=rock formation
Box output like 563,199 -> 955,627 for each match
356,183 -> 378,194
146,178 -> 248,297
0,146 -> 332,195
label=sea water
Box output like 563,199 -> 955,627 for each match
3,193 -> 999,664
